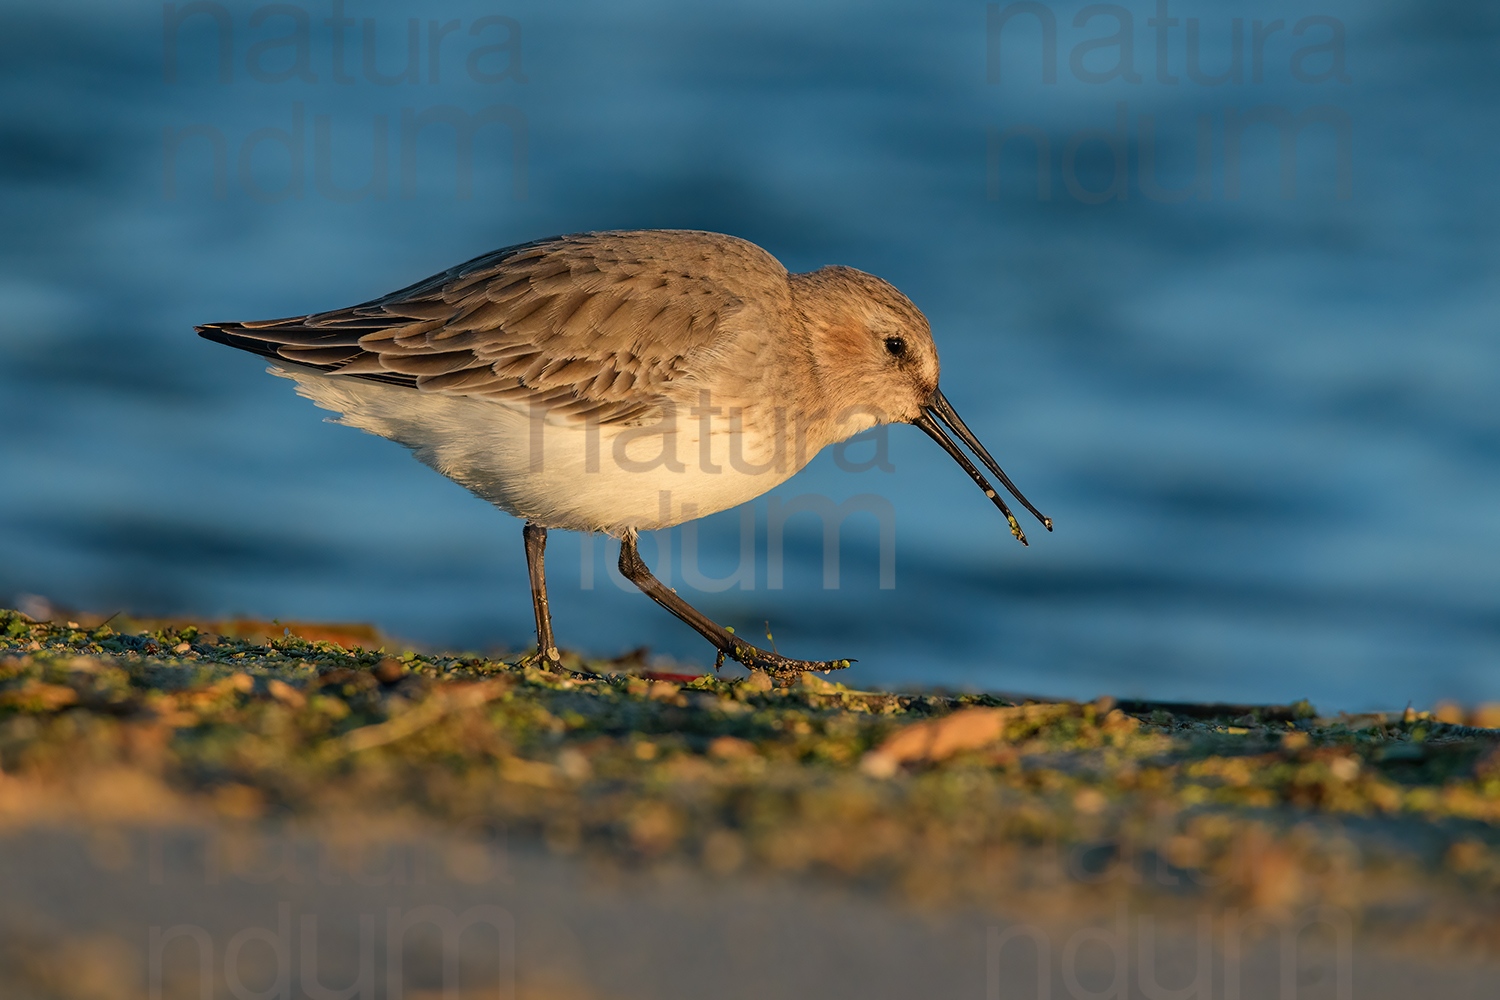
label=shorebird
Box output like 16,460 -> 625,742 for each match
199,230 -> 1050,677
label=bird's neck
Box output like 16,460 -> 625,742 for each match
787,276 -> 881,446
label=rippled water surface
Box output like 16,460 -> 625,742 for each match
2,0 -> 1496,709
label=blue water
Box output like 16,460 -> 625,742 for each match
2,0 -> 1497,710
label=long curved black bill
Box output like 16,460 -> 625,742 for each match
913,388 -> 1053,546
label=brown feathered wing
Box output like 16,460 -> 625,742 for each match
196,231 -> 786,425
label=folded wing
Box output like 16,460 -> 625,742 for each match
197,230 -> 786,425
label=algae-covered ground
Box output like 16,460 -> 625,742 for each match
2,607 -> 1498,957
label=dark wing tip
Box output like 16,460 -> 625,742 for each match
196,318 -> 420,389
196,321 -> 286,363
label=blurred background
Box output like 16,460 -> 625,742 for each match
1,0 -> 1495,710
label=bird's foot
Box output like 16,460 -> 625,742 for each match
721,642 -> 853,682
521,645 -> 565,673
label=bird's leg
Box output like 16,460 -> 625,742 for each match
523,522 -> 562,669
616,531 -> 850,681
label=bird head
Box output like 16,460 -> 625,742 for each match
791,264 -> 1051,545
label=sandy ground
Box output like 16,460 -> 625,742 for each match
1,823 -> 1498,1000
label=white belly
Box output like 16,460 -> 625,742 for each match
273,366 -> 806,533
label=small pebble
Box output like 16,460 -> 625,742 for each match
373,658 -> 406,684
741,671 -> 774,693
1327,756 -> 1360,782
647,680 -> 681,702
1281,731 -> 1311,750
1432,702 -> 1465,725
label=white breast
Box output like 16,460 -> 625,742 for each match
273,366 -> 809,534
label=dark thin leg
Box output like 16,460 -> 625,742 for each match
617,531 -> 850,680
523,522 -> 560,667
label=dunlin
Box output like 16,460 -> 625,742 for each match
199,230 -> 1050,677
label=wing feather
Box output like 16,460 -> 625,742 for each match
196,230 -> 790,425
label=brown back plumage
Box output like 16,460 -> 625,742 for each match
197,230 -> 793,425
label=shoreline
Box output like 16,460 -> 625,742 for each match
2,608 -> 1498,971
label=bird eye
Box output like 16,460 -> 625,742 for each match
884,336 -> 907,358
